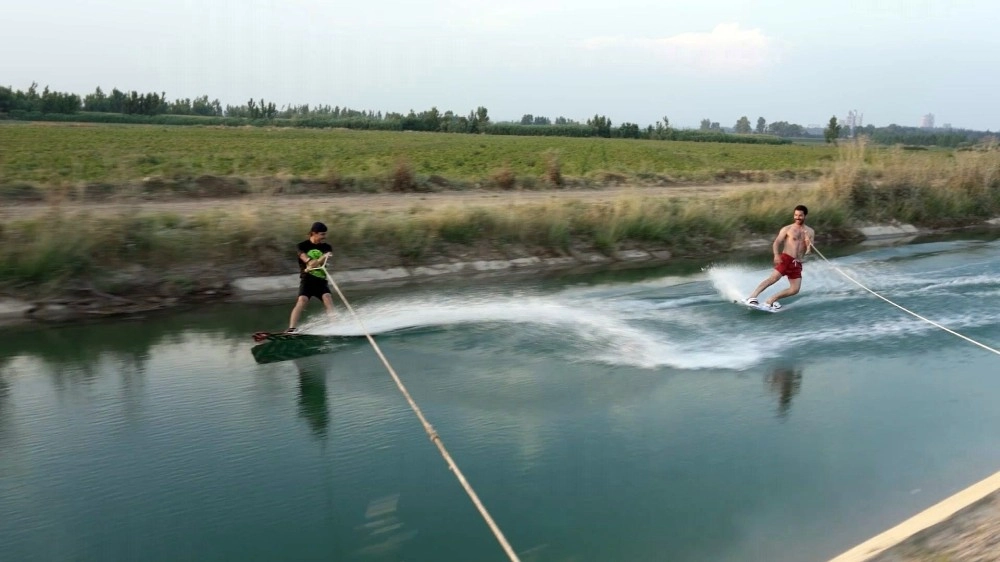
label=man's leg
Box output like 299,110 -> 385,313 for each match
765,277 -> 801,305
748,270 -> 782,300
289,295 -> 309,330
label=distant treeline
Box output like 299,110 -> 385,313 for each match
1,82 -> 993,147
0,83 -> 82,114
853,124 -> 993,148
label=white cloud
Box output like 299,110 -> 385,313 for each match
582,23 -> 782,72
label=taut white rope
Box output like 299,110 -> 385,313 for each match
809,244 -> 1000,357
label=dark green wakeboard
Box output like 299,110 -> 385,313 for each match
250,331 -> 364,364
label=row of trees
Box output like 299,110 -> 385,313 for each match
0,83 -> 81,114
81,86 -> 224,116
2,83 -> 993,147
861,124 -> 994,147
698,115 -> 851,140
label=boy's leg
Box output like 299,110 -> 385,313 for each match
321,293 -> 336,318
289,295 -> 309,330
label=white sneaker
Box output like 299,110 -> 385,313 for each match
770,302 -> 781,310
746,297 -> 759,305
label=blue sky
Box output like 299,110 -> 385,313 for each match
3,0 -> 998,130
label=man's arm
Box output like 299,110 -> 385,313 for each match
804,227 -> 816,254
772,226 -> 787,264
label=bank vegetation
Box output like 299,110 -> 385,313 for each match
0,133 -> 997,300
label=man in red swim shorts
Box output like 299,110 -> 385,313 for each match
745,205 -> 815,310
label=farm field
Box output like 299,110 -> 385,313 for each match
1,121 -> 838,190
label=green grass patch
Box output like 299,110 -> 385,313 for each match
0,121 -> 837,190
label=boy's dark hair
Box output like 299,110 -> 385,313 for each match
310,221 -> 328,233
794,205 -> 808,215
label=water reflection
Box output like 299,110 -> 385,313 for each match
353,494 -> 417,558
293,359 -> 329,437
118,352 -> 148,427
0,365 -> 8,400
0,304 -> 291,378
765,366 -> 803,419
0,366 -> 9,439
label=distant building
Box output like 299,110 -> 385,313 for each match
921,113 -> 935,129
844,110 -> 863,137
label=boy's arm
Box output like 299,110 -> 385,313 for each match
297,243 -> 317,269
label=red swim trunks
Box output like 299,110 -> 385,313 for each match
775,253 -> 802,280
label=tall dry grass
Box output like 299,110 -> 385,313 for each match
821,136 -> 1000,224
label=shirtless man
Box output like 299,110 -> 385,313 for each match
745,205 -> 815,310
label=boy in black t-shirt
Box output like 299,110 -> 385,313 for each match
287,222 -> 336,332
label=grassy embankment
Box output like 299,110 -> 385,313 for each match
0,123 -> 997,296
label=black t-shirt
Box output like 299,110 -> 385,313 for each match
297,240 -> 332,278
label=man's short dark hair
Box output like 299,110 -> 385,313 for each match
310,221 -> 328,233
794,205 -> 808,215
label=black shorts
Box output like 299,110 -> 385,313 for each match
298,275 -> 331,300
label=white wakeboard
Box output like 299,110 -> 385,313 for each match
734,299 -> 782,313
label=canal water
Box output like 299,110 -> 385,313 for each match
2,235 -> 999,561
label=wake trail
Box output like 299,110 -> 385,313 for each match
304,293 -> 768,370
295,241 -> 999,370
